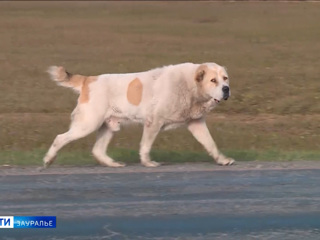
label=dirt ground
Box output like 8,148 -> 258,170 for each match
2,161 -> 320,176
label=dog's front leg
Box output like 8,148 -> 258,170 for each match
139,120 -> 163,167
187,118 -> 235,166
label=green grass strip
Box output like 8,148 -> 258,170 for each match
1,148 -> 320,166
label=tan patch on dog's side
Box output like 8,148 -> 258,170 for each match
127,78 -> 143,106
79,76 -> 97,103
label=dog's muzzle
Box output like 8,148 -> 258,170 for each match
222,86 -> 230,100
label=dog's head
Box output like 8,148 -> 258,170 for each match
195,63 -> 230,103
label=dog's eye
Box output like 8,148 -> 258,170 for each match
223,76 -> 228,81
211,78 -> 217,83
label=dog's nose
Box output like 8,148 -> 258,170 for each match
222,86 -> 229,100
222,86 -> 229,94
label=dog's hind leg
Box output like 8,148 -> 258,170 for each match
92,124 -> 125,167
43,108 -> 104,168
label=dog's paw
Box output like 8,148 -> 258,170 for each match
37,166 -> 46,172
93,154 -> 126,168
43,154 -> 56,168
141,160 -> 161,167
216,155 -> 235,166
107,161 -> 126,168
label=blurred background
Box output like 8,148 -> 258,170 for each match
0,1 -> 319,166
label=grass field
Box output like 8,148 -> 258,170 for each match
0,2 -> 319,166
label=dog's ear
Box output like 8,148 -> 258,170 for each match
195,65 -> 207,82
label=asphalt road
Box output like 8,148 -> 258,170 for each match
1,162 -> 320,240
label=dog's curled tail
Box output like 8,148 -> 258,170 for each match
47,66 -> 85,93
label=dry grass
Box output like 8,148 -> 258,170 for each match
0,2 -> 319,163
0,2 -> 319,114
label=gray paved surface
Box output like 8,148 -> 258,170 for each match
1,162 -> 320,239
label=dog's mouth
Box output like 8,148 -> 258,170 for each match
214,99 -> 220,104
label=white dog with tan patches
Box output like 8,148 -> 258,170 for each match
43,63 -> 235,168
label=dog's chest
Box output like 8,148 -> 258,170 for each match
161,102 -> 210,131
162,100 -> 212,125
